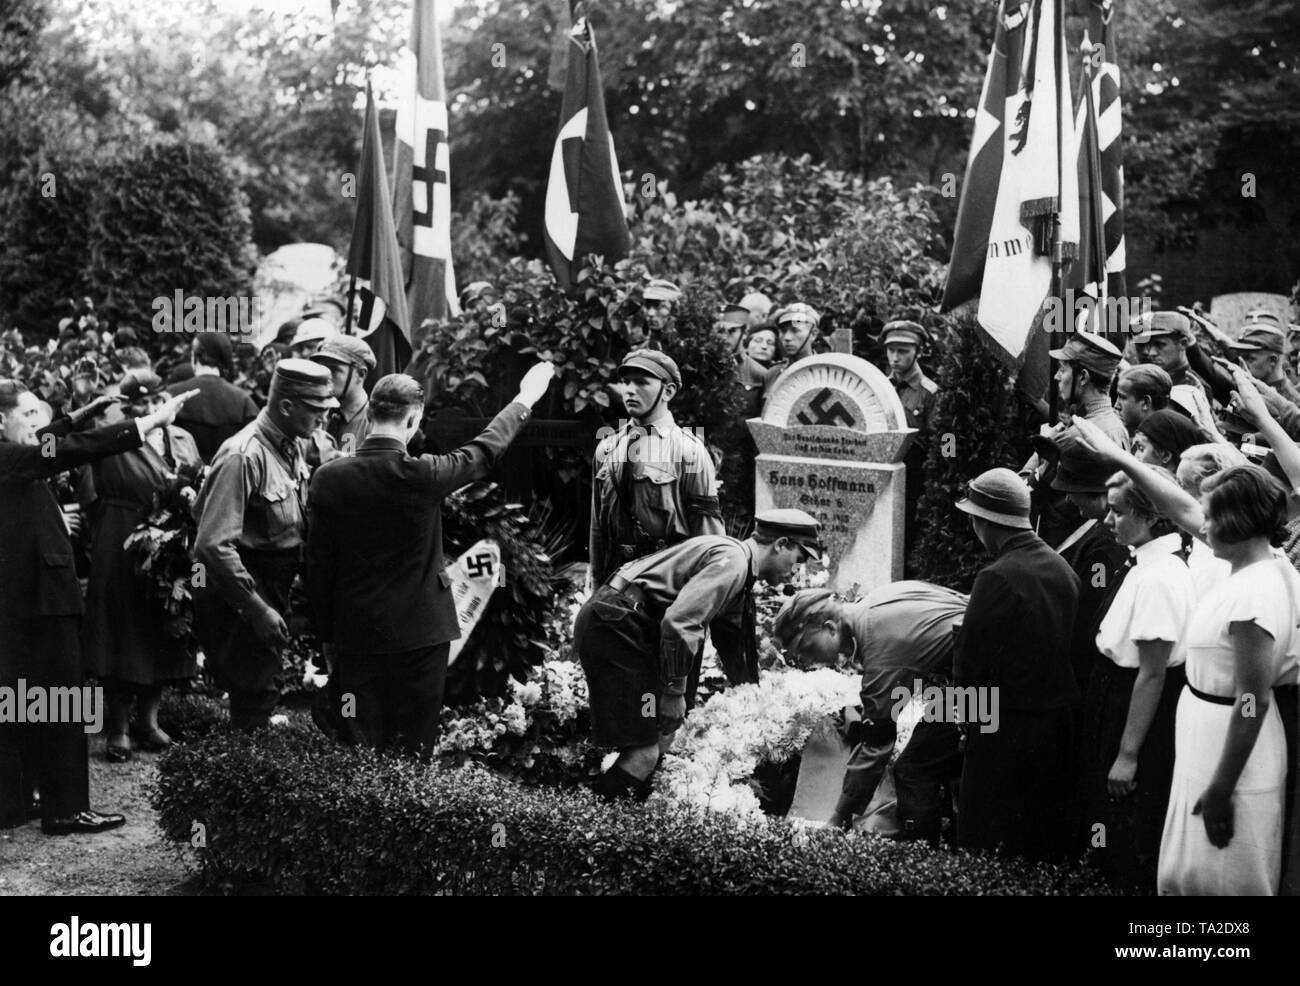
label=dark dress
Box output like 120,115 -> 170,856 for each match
82,427 -> 202,686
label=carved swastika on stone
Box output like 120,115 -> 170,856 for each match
795,387 -> 857,428
464,552 -> 496,579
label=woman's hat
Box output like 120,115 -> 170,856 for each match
955,467 -> 1032,529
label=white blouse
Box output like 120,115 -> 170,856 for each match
1096,533 -> 1195,669
1183,557 -> 1300,694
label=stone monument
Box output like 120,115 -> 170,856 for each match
749,354 -> 915,593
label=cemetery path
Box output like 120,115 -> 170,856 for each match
0,735 -> 194,896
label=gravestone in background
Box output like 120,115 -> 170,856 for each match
749,354 -> 915,593
1210,292 -> 1295,339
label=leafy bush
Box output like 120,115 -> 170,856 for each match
0,135 -> 256,338
912,312 -> 1036,592
153,725 -> 1120,895
154,690 -> 229,743
440,482 -> 563,705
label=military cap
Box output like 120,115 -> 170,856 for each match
619,349 -> 681,388
1048,330 -> 1123,377
118,369 -> 166,402
459,281 -> 496,308
1050,434 -> 1113,494
291,318 -> 338,348
754,508 -> 822,560
1230,325 -> 1286,355
717,304 -> 751,326
1130,311 -> 1190,344
882,320 -> 929,348
311,334 -> 378,373
777,302 -> 820,327
271,358 -> 340,410
738,291 -> 774,318
955,467 -> 1032,530
643,279 -> 682,303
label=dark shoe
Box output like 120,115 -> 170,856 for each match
131,727 -> 172,752
105,738 -> 132,763
42,810 -> 127,836
592,766 -> 653,803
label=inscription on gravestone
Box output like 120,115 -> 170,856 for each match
749,354 -> 915,592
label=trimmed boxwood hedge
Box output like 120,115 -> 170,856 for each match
152,726 -> 1120,895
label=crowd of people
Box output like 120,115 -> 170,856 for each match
5,281 -> 1300,899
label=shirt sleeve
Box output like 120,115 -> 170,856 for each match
835,734 -> 892,818
1129,566 -> 1193,644
0,420 -> 142,483
193,450 -> 267,618
660,547 -> 748,681
1224,566 -> 1290,643
681,442 -> 723,536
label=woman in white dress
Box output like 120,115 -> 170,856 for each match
1156,465 -> 1299,894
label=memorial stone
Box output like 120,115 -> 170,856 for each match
749,354 -> 915,593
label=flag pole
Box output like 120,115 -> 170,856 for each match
346,275 -> 357,335
1046,0 -> 1068,428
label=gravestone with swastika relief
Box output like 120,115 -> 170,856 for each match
750,354 -> 916,592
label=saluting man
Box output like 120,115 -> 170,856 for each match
589,349 -> 723,587
883,320 -> 939,562
577,509 -> 822,800
191,359 -> 339,731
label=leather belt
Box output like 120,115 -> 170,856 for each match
1186,682 -> 1234,707
605,574 -> 648,612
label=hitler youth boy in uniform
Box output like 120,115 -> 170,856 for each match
576,509 -> 822,800
589,349 -> 723,587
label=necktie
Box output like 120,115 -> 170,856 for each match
616,427 -> 642,510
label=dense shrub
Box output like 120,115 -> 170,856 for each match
912,312 -> 1037,592
0,135 -> 256,337
155,690 -> 229,743
153,726 -> 1119,895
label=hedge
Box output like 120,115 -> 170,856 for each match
152,725 -> 1120,895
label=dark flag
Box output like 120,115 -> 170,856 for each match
1067,0 -> 1127,303
543,1 -> 630,288
347,81 -> 412,380
392,0 -> 458,337
941,0 -> 1077,402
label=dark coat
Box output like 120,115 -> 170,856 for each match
0,418 -> 143,679
305,402 -> 529,654
166,375 -> 258,462
1058,520 -> 1131,693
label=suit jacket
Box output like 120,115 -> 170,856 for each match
167,374 -> 258,462
305,402 -> 530,654
955,530 -> 1081,711
0,418 -> 142,678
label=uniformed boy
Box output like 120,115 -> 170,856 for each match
589,349 -> 723,587
576,509 -> 822,800
883,320 -> 938,563
191,359 -> 339,730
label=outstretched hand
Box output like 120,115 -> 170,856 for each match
1227,363 -> 1269,426
515,361 -> 556,408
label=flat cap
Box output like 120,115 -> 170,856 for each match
459,281 -> 496,308
291,318 -> 338,348
955,467 -> 1032,530
311,334 -> 377,372
1131,311 -> 1190,344
619,349 -> 681,388
777,302 -> 820,327
716,304 -> 751,326
754,508 -> 822,560
882,320 -> 929,348
119,369 -> 165,402
1048,330 -> 1123,377
1230,325 -> 1286,355
643,279 -> 682,303
271,358 -> 340,410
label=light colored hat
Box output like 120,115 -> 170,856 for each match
777,302 -> 820,328
291,317 -> 338,348
738,291 -> 774,318
643,279 -> 682,303
955,467 -> 1032,530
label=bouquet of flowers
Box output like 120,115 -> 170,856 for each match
123,462 -> 206,644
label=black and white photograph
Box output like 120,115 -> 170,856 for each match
0,0 -> 1295,957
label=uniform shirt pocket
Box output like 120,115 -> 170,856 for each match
259,477 -> 299,541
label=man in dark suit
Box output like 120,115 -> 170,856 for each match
305,362 -> 554,758
953,467 -> 1082,863
166,333 -> 258,461
0,380 -> 195,834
